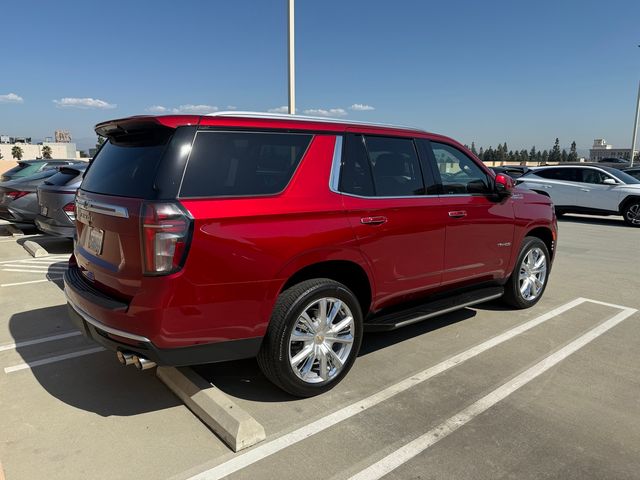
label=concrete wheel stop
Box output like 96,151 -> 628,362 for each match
157,366 -> 266,452
23,240 -> 48,258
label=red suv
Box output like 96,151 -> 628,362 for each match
64,112 -> 557,397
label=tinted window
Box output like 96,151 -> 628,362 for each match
339,135 -> 375,196
579,169 -> 615,184
44,167 -> 85,186
180,131 -> 312,197
364,136 -> 425,196
535,168 -> 580,181
11,162 -> 44,178
431,142 -> 490,194
81,138 -> 169,198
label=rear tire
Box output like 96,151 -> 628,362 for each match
621,199 -> 640,227
503,237 -> 550,309
257,278 -> 363,397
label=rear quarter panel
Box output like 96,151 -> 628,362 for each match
175,135 -> 368,343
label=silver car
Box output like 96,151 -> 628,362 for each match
35,164 -> 88,237
518,165 -> 640,227
0,169 -> 60,223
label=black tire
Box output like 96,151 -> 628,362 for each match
257,278 -> 363,397
621,199 -> 640,227
503,237 -> 551,309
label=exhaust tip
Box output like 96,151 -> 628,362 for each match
117,351 -> 135,366
133,356 -> 157,371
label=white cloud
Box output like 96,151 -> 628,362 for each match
172,104 -> 218,114
0,93 -> 24,104
350,103 -> 375,111
303,108 -> 348,117
54,97 -> 116,109
226,105 -> 237,110
146,105 -> 168,114
268,106 -> 289,113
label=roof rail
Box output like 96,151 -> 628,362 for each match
205,111 -> 425,132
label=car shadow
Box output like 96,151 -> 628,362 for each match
17,235 -> 73,254
558,214 -> 627,228
47,261 -> 66,290
194,308 -> 477,403
8,305 -> 180,417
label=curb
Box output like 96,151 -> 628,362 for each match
157,366 -> 266,452
23,240 -> 48,258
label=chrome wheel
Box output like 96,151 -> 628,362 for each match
288,297 -> 355,384
625,203 -> 640,225
518,247 -> 548,301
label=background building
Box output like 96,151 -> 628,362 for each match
589,138 -> 638,161
0,133 -> 79,173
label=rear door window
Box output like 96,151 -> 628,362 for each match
180,131 -> 312,197
363,136 -> 425,196
339,135 -> 375,196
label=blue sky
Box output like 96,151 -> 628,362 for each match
1,0 -> 639,153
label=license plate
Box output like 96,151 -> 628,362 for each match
77,206 -> 91,225
86,227 -> 104,256
41,205 -> 48,217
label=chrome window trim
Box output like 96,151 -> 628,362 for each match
75,198 -> 129,218
65,291 -> 151,343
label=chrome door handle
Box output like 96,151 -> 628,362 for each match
580,188 -> 590,192
448,210 -> 467,219
360,216 -> 387,225
542,185 -> 553,189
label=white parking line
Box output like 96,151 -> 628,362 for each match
4,347 -> 105,373
348,305 -> 637,480
0,331 -> 83,352
0,255 -> 70,265
184,297 -> 592,480
0,277 -> 63,287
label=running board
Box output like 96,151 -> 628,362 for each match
364,286 -> 504,332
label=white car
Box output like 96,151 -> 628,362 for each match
517,165 -> 640,227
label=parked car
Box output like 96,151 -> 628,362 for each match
490,166 -> 530,179
35,164 -> 88,237
64,112 -> 557,397
0,169 -> 61,223
0,159 -> 77,182
622,166 -> 640,180
596,158 -> 631,169
518,164 -> 640,226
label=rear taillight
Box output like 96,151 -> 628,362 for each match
6,191 -> 29,200
63,202 -> 76,221
141,202 -> 192,275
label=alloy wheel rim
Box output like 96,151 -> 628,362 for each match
518,247 -> 548,301
288,297 -> 355,384
626,204 -> 640,225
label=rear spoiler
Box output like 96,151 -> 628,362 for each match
95,115 -> 201,139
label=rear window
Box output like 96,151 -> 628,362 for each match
81,138 -> 169,198
10,162 -> 43,178
180,131 -> 312,198
44,168 -> 84,186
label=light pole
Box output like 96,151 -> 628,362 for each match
287,0 -> 295,115
630,45 -> 640,167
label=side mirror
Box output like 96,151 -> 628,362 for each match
494,173 -> 514,197
602,178 -> 617,185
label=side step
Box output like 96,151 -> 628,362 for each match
364,286 -> 504,332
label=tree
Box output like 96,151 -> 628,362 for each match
568,141 -> 578,162
561,149 -> 568,163
495,144 -> 506,164
96,135 -> 106,150
541,150 -> 549,164
529,146 -> 537,162
478,146 -> 484,161
470,142 -> 478,156
519,149 -> 529,166
11,146 -> 23,161
79,150 -> 89,158
41,145 -> 52,159
549,138 -> 561,163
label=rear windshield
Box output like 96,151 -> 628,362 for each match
81,138 -> 169,198
180,131 -> 312,197
9,162 -> 43,178
44,168 -> 84,186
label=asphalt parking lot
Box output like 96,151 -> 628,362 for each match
0,215 -> 639,480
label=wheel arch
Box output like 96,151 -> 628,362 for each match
619,195 -> 640,213
278,259 -> 373,317
524,226 -> 554,259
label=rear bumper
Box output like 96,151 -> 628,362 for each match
35,215 -> 75,237
64,267 -> 262,366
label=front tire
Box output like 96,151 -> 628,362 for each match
503,237 -> 550,309
622,199 -> 640,227
257,278 -> 363,397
